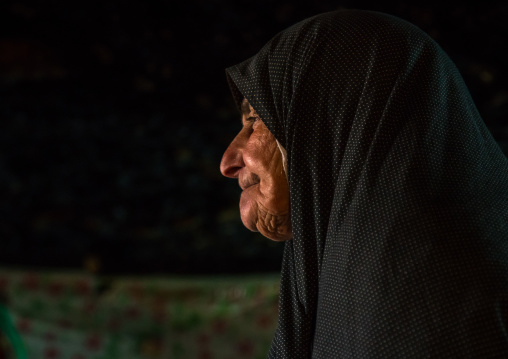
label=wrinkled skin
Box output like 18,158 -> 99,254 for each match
220,99 -> 292,241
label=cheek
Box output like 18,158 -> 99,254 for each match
243,132 -> 278,172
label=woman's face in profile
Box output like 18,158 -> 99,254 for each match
220,99 -> 292,241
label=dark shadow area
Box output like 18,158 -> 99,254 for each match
0,0 -> 506,275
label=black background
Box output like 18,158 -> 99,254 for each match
0,0 -> 507,275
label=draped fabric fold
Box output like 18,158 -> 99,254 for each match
226,10 -> 508,358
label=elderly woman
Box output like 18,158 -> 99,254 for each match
220,10 -> 508,358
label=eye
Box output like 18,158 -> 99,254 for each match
246,116 -> 259,124
241,116 -> 260,134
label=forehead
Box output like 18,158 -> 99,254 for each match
241,98 -> 251,116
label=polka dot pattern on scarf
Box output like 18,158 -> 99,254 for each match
226,10 -> 508,358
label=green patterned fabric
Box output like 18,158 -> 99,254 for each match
0,269 -> 279,359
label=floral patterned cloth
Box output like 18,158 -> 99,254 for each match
0,269 -> 280,359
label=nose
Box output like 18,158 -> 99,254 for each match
220,134 -> 245,178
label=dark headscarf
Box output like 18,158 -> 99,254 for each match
225,10 -> 508,358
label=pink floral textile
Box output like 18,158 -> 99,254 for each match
0,269 -> 279,359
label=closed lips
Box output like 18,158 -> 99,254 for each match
240,182 -> 258,190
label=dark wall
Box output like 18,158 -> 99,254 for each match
1,0 -> 507,275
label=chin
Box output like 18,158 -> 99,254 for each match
239,190 -> 259,232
